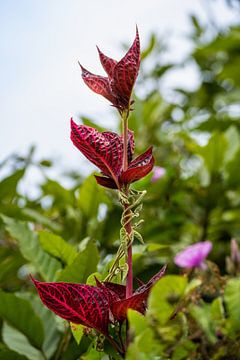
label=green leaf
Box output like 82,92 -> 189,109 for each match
20,293 -> 61,359
39,231 -> 77,265
0,169 -> 25,200
141,33 -> 156,60
2,323 -> 44,360
0,247 -> 25,285
2,215 -> 61,281
57,241 -> 99,283
21,208 -> 62,233
172,339 -> 196,360
126,328 -> 163,360
0,291 -> 44,349
148,275 -> 187,325
0,349 -> 28,360
197,132 -> 227,175
224,278 -> 240,330
190,304 -> 217,343
70,323 -> 84,345
128,309 -> 148,336
224,126 -> 240,164
78,174 -> 111,218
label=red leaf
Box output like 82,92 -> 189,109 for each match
110,265 -> 167,322
127,130 -> 135,163
120,147 -> 154,184
71,120 -> 123,186
101,282 -> 126,300
111,27 -> 140,109
80,64 -> 116,104
31,277 -> 110,335
94,175 -> 118,189
97,47 -> 117,78
111,292 -> 146,322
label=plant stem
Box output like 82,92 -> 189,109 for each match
122,110 -> 133,299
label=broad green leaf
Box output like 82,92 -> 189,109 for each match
172,340 -> 196,360
70,323 -> 84,345
2,215 -> 61,281
0,291 -> 44,349
0,169 -> 25,200
2,323 -> 44,360
224,278 -> 240,330
39,231 -> 77,265
57,241 -> 99,283
0,349 -> 28,360
78,174 -> 110,218
0,247 -> 25,285
190,304 -> 217,343
197,132 -> 227,174
211,297 -> 225,324
148,275 -> 187,325
224,126 -> 240,164
126,328 -> 163,360
41,179 -> 75,206
21,208 -> 62,233
20,293 -> 60,359
128,310 -> 148,336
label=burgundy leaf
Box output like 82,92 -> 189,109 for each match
80,64 -> 116,104
31,277 -> 110,335
111,265 -> 167,322
71,120 -> 123,186
111,27 -> 140,109
97,47 -> 117,78
101,282 -> 126,300
127,130 -> 135,163
120,147 -> 154,184
111,292 -> 147,322
94,175 -> 118,189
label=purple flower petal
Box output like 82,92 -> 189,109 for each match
151,166 -> 165,183
174,241 -> 212,269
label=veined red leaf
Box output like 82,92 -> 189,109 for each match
120,147 -> 154,184
127,130 -> 135,163
31,277 -> 110,335
111,291 -> 146,322
97,47 -> 117,78
80,64 -> 116,103
71,120 -> 123,186
99,282 -> 126,300
111,27 -> 140,108
111,265 -> 166,322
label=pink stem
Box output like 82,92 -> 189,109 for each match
122,111 -> 133,298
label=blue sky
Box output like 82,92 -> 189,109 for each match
0,0 -> 237,173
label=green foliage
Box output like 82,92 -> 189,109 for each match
0,291 -> 44,349
1,6 -> 240,359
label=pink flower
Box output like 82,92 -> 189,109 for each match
151,166 -> 166,183
79,27 -> 140,114
174,241 -> 212,270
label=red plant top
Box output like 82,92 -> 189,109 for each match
80,27 -> 140,113
70,119 -> 154,190
31,266 -> 166,335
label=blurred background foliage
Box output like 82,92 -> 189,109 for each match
1,1 -> 240,359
